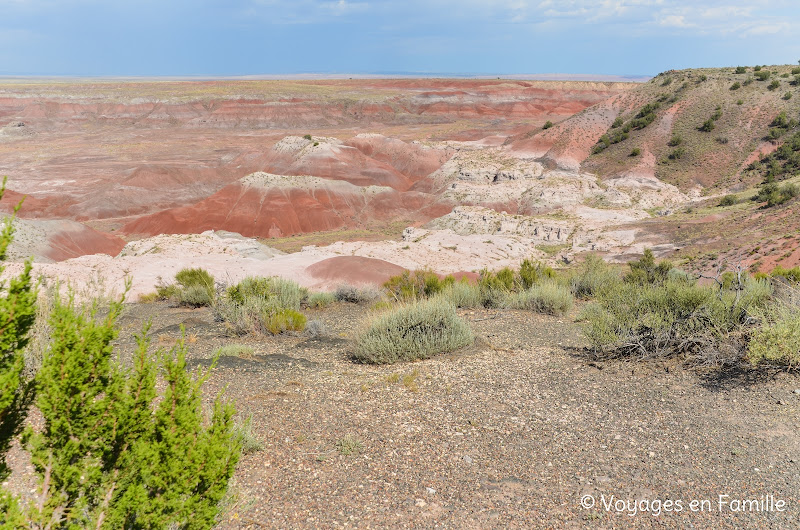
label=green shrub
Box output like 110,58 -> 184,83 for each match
307,291 -> 335,308
506,281 -> 573,316
216,344 -> 255,357
384,269 -> 454,301
699,119 -> 715,132
581,277 -> 771,362
771,266 -> 800,283
543,120 -> 554,129
756,182 -> 799,207
227,276 -> 307,310
792,67 -> 800,75
783,92 -> 792,100
768,80 -> 780,91
737,99 -> 744,105
18,301 -> 240,528
747,304 -> 800,368
570,255 -> 621,299
611,117 -> 624,128
730,81 -> 741,90
755,70 -> 770,81
735,66 -> 747,74
668,147 -> 686,160
334,284 -> 382,303
630,148 -> 641,157
743,77 -> 753,86
667,135 -> 682,147
302,134 -> 312,140
173,268 -> 215,307
754,65 -> 762,72
718,194 -> 738,207
518,258 -> 556,289
439,280 -> 482,308
264,308 -> 306,334
623,249 -> 673,285
216,277 -> 308,335
353,298 -> 473,364
0,180 -> 37,524
179,284 -> 214,307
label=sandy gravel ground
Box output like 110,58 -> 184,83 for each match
69,301 -> 800,529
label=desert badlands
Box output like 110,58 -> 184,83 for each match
2,68 -> 800,528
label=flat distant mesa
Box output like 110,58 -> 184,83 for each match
1,68 -> 799,293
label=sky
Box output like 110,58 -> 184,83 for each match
1,0 -> 799,77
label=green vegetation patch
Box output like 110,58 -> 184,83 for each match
353,298 -> 473,364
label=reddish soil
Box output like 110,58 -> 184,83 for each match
0,79 -> 631,233
306,256 -> 406,286
121,179 -> 453,239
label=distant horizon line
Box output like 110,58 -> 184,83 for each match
0,72 -> 652,83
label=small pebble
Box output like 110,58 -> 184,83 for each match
463,455 -> 474,464
426,487 -> 436,495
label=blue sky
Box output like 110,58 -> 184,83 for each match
1,0 -> 799,76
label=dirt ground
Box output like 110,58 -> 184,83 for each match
102,301 -> 800,528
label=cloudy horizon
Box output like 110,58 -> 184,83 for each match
1,0 -> 799,76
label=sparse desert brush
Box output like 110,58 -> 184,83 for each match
771,265 -> 800,283
439,280 -> 482,308
264,308 -> 306,335
216,344 -> 255,357
179,283 -> 215,307
518,258 -> 556,289
159,267 -> 216,307
334,284 -> 382,303
307,291 -> 335,308
718,194 -> 738,207
747,303 -> 800,368
227,276 -> 307,310
506,281 -> 573,316
138,291 -> 161,303
581,275 -> 772,364
234,415 -> 264,455
623,249 -> 674,285
353,298 -> 473,364
570,254 -> 621,299
384,269 -> 454,301
756,182 -> 799,207
629,147 -> 641,157
543,120 -> 554,129
215,277 -> 308,335
336,434 -> 363,456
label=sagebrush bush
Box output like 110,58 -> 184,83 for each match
384,269 -> 454,301
624,249 -> 674,285
747,304 -> 800,368
227,276 -> 307,310
179,283 -> 215,307
307,291 -> 335,308
581,277 -> 772,363
506,281 -> 573,316
215,294 -> 306,336
215,276 -> 308,335
719,194 -> 738,206
175,267 -> 215,305
570,255 -> 621,299
216,344 -> 254,357
439,280 -> 482,308
334,284 -> 382,303
771,266 -> 800,283
353,298 -> 473,364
